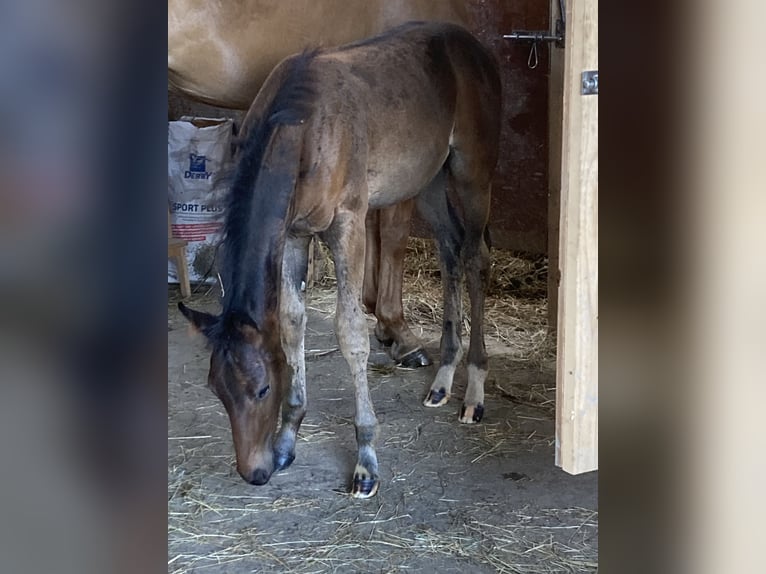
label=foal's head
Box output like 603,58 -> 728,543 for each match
179,303 -> 286,485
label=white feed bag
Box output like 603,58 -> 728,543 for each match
168,117 -> 233,284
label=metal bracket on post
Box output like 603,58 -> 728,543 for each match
581,71 -> 598,95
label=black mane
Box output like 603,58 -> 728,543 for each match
336,21 -> 427,51
215,50 -> 317,339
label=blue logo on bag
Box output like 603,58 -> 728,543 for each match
185,153 -> 214,180
189,154 -> 207,172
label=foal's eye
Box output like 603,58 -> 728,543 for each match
256,385 -> 270,401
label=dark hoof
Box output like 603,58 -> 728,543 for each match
459,403 -> 485,424
274,451 -> 295,471
397,347 -> 432,368
423,387 -> 450,407
351,476 -> 379,499
351,463 -> 379,498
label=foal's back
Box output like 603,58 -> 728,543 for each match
284,22 -> 501,225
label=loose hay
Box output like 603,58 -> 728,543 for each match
168,485 -> 597,574
168,383 -> 589,574
169,237 -> 555,366
308,237 -> 555,366
168,237 -> 596,574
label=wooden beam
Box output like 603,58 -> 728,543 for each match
548,0 -> 566,331
555,0 -> 598,475
169,240 -> 192,299
168,206 -> 191,299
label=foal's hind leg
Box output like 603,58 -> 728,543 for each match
322,210 -> 380,498
459,206 -> 491,424
449,151 -> 493,423
417,169 -> 492,422
275,235 -> 311,470
417,170 -> 464,408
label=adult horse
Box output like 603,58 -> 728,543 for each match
169,0 -> 469,367
179,22 -> 501,497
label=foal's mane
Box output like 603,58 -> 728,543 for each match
214,50 -> 317,340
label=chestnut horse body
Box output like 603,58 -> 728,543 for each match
169,0 -> 468,366
168,0 -> 467,108
180,22 -> 501,497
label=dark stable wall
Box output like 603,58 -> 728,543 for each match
459,0 -> 550,254
169,0 -> 550,254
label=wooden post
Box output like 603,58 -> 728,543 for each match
168,206 -> 192,299
170,244 -> 192,299
548,0 -> 566,331
555,0 -> 598,475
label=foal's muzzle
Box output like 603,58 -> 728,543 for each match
242,467 -> 272,486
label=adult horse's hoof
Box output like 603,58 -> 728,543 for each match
373,325 -> 394,347
397,347 -> 432,368
274,450 -> 296,471
351,465 -> 379,498
423,387 -> 450,407
459,403 -> 484,424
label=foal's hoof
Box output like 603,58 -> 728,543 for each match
274,451 -> 296,471
459,403 -> 485,424
397,347 -> 432,368
351,465 -> 379,499
424,387 -> 450,407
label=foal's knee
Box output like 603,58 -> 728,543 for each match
281,300 -> 305,343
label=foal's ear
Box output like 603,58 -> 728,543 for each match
178,302 -> 218,335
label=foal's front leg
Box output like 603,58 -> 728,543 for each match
275,235 -> 311,471
323,211 -> 379,498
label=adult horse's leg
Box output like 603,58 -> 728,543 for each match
362,210 -> 380,315
323,209 -> 380,498
374,200 -> 431,367
417,170 -> 464,408
275,235 -> 312,470
364,203 -> 431,367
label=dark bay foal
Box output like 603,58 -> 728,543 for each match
179,22 -> 501,498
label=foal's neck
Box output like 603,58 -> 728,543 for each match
222,125 -> 305,328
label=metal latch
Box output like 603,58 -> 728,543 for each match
581,71 -> 598,95
502,29 -> 564,44
502,0 -> 566,69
